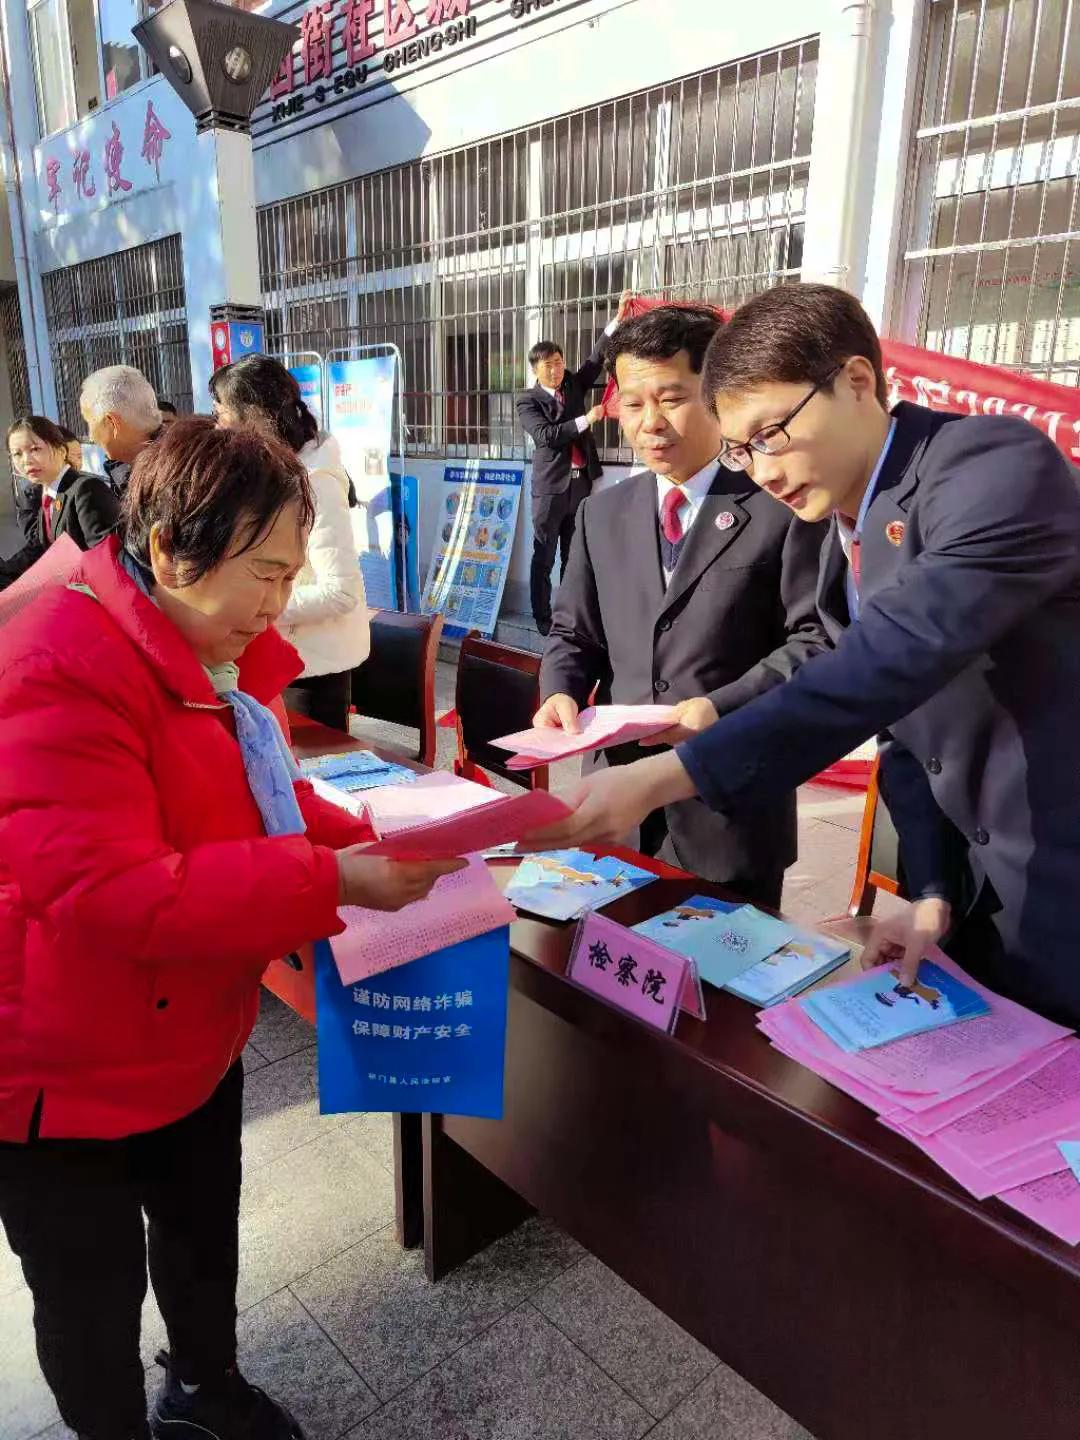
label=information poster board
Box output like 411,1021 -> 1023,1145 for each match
315,930 -> 510,1118
288,361 -> 323,428
328,355 -> 398,611
422,463 -> 523,637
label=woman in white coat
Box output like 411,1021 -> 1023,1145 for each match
210,355 -> 369,729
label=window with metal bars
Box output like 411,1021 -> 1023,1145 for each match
0,286 -> 32,421
897,0 -> 1080,385
258,40 -> 817,463
41,234 -> 193,432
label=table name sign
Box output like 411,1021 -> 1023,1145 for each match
566,913 -> 704,1034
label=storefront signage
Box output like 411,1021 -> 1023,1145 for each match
253,0 -> 596,143
34,82 -> 191,227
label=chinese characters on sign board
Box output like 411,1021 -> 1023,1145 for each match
36,89 -> 183,225
566,912 -> 706,1034
314,930 -> 511,1117
262,0 -> 584,130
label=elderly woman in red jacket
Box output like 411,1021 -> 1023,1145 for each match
0,419 -> 457,1440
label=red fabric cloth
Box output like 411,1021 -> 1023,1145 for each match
849,537 -> 861,588
660,487 -> 686,544
0,536 -> 372,1141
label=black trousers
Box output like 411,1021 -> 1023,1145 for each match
284,667 -> 353,731
638,806 -> 785,911
530,468 -> 591,631
0,1062 -> 244,1440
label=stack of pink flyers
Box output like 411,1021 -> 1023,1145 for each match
0,535 -> 82,629
360,786 -> 571,861
757,953 -> 1080,1244
491,704 -> 678,771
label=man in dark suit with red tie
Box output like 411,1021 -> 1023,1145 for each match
534,305 -> 829,905
517,292 -> 632,634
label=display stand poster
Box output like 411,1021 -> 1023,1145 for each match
289,362 -> 323,428
422,463 -> 523,637
314,931 -> 510,1118
329,356 -> 398,611
392,472 -> 421,613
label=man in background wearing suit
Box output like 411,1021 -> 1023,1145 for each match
517,291 -> 632,635
530,284 -> 1080,1026
534,305 -> 829,906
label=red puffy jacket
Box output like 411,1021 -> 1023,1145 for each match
0,537 -> 372,1142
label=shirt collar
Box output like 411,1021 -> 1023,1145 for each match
836,420 -> 897,541
539,382 -> 561,398
656,457 -> 721,502
45,464 -> 71,500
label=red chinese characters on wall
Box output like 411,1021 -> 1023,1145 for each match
46,157 -> 62,211
343,0 -> 376,64
104,121 -> 133,196
301,1 -> 335,85
72,148 -> 96,200
384,0 -> 418,44
271,0 -> 474,113
141,100 -> 172,181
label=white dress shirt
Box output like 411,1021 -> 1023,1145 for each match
539,318 -> 620,432
655,458 -> 721,586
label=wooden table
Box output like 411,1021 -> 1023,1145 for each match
283,720 -> 1080,1440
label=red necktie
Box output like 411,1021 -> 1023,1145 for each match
661,487 -> 686,544
850,537 -> 861,587
43,496 -> 55,542
557,387 -> 587,470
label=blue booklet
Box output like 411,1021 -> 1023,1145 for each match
726,925 -> 851,1007
299,750 -> 418,793
799,960 -> 990,1051
504,849 -> 656,922
633,895 -> 796,990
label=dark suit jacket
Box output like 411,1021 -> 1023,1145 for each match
14,477 -> 40,542
540,467 -> 830,881
679,402 -> 1080,1020
0,469 -> 119,589
516,340 -> 609,496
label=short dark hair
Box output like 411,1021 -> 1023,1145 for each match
121,416 -> 315,584
157,400 -> 178,417
57,424 -> 80,445
528,341 -> 563,367
606,305 -> 723,380
209,354 -> 319,454
6,415 -> 68,453
703,284 -> 888,409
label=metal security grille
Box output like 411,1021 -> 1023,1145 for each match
258,40 -> 817,462
0,285 -> 31,419
897,0 -> 1080,384
42,234 -> 193,431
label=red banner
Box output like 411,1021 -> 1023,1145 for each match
602,297 -> 1080,465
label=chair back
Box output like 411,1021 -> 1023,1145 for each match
351,609 -> 444,767
847,757 -> 906,916
454,634 -> 548,791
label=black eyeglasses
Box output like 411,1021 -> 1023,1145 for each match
717,365 -> 843,473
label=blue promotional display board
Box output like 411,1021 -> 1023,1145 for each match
422,464 -> 524,637
288,361 -> 323,428
392,472 -> 421,613
328,356 -> 399,612
228,321 -> 264,358
314,930 -> 511,1118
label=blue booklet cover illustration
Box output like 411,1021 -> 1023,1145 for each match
727,925 -> 851,1007
505,849 -> 656,922
799,960 -> 990,1051
299,750 -> 418,793
633,896 -> 796,990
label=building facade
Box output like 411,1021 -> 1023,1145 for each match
1,0 -> 1077,607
